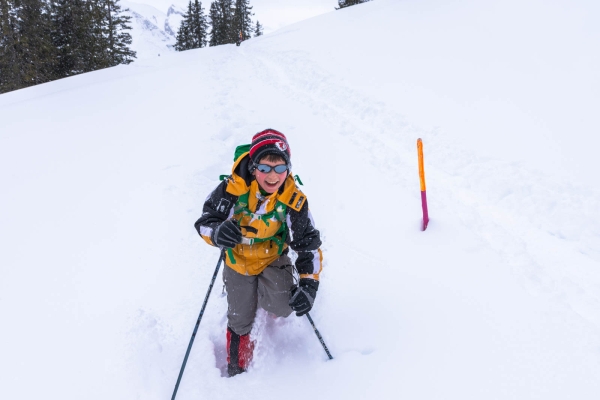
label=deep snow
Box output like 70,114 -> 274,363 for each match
1,0 -> 599,399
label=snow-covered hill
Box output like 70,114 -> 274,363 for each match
1,0 -> 599,399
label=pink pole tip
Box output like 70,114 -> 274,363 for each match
421,190 -> 429,231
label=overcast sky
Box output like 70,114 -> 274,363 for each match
129,0 -> 339,33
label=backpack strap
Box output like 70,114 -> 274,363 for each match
281,189 -> 306,212
277,174 -> 307,212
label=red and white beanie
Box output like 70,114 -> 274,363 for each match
249,129 -> 291,167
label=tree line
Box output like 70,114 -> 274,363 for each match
174,0 -> 371,52
0,0 -> 135,94
174,0 -> 262,52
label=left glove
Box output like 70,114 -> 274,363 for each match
212,220 -> 243,249
289,278 -> 319,316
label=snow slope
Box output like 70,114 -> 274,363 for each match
1,0 -> 600,399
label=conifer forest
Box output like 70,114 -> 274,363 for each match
175,0 -> 258,51
0,0 -> 369,94
0,0 -> 136,94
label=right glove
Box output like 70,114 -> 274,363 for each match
289,278 -> 319,316
212,220 -> 242,249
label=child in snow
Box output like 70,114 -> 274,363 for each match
194,129 -> 323,377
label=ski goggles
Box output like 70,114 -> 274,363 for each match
256,164 -> 288,174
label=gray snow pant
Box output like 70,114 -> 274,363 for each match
223,254 -> 295,336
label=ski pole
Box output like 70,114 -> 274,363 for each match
171,250 -> 225,400
306,312 -> 333,360
417,138 -> 430,231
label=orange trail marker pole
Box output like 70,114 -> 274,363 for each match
417,139 -> 429,231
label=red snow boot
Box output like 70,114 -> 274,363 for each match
226,327 -> 254,377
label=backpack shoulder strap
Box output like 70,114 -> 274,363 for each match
279,176 -> 307,212
285,190 -> 306,211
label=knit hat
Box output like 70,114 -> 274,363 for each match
249,129 -> 292,168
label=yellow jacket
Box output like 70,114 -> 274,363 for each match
195,153 -> 323,278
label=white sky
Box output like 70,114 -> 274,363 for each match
129,0 -> 338,33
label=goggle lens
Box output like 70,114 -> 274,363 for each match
257,164 -> 288,174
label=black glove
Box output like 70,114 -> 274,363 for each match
212,220 -> 242,249
289,278 -> 319,316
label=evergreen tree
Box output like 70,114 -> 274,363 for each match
190,0 -> 207,48
1,0 -> 136,94
253,20 -> 262,37
176,0 -> 207,51
0,0 -> 56,92
0,0 -> 21,93
102,0 -> 136,66
208,0 -> 257,46
51,0 -> 134,77
80,0 -> 104,72
209,0 -> 232,46
177,2 -> 192,51
336,0 -> 370,9
175,1 -> 193,50
17,0 -> 56,86
218,0 -> 233,44
231,0 -> 251,43
50,0 -> 89,77
207,1 -> 220,47
83,0 -> 134,70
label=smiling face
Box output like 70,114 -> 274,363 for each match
253,155 -> 288,194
